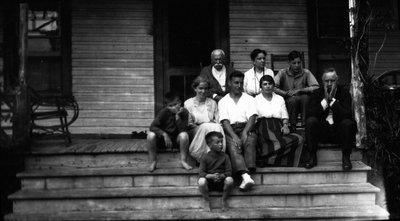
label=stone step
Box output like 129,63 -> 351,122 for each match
4,205 -> 389,221
24,149 -> 362,170
9,183 -> 379,213
18,161 -> 370,190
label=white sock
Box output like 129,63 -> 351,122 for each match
241,173 -> 250,180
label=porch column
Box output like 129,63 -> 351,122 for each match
349,0 -> 367,148
12,3 -> 31,149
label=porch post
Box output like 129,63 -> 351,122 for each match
12,3 -> 31,149
349,0 -> 367,149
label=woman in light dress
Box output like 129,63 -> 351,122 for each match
254,75 -> 304,167
244,49 -> 274,97
184,76 -> 226,162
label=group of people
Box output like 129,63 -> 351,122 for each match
146,48 -> 357,211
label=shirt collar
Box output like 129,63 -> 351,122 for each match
208,150 -> 223,156
212,65 -> 226,74
287,68 -> 304,78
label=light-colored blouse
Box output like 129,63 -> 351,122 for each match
255,92 -> 289,119
244,67 -> 274,96
184,97 -> 219,125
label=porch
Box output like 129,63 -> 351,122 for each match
4,138 -> 389,220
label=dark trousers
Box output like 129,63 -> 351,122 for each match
286,94 -> 310,126
225,123 -> 257,174
305,116 -> 357,155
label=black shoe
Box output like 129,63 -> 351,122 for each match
342,154 -> 352,171
305,152 -> 317,169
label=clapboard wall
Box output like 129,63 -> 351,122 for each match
70,0 -> 154,134
229,0 -> 309,72
369,23 -> 400,78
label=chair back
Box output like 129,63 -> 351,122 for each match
270,52 -> 305,75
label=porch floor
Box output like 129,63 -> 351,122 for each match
30,139 -> 148,155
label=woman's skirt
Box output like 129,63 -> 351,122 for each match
188,122 -> 226,162
256,117 -> 304,167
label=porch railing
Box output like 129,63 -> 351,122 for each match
0,89 -> 15,149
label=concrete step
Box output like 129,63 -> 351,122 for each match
9,183 -> 379,213
18,161 -> 370,190
24,149 -> 362,170
4,205 -> 389,221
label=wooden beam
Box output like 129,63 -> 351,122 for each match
12,3 -> 31,149
61,0 -> 72,96
18,4 -> 27,85
306,0 -> 318,75
153,0 -> 166,114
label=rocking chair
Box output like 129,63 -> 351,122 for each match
30,88 -> 79,146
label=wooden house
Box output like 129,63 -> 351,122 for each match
0,0 -> 399,220
3,0 -> 399,136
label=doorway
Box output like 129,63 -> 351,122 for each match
154,0 -> 229,113
308,0 -> 351,85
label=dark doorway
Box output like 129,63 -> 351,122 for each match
308,0 -> 351,86
167,0 -> 215,101
154,0 -> 229,113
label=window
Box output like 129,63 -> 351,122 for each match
27,1 -> 65,96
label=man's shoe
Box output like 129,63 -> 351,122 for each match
342,154 -> 352,171
305,152 -> 317,169
239,173 -> 254,191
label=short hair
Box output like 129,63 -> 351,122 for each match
191,76 -> 210,90
322,67 -> 339,81
288,50 -> 302,61
229,70 -> 244,80
211,49 -> 225,58
205,131 -> 224,145
164,92 -> 180,104
250,49 -> 267,61
259,75 -> 275,88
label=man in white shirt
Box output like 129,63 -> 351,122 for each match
218,70 -> 257,191
200,49 -> 236,102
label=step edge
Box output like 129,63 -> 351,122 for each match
26,147 -> 363,156
8,183 -> 381,200
18,161 -> 371,178
4,205 -> 389,220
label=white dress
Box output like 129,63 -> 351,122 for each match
244,67 -> 274,96
184,97 -> 226,162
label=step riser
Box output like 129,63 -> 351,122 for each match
13,193 -> 376,213
25,151 -> 362,170
317,150 -> 362,162
20,171 -> 367,190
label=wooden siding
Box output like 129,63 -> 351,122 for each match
229,0 -> 309,72
70,0 -> 154,134
369,27 -> 400,79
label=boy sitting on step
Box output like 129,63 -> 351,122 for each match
146,92 -> 193,172
198,131 -> 234,211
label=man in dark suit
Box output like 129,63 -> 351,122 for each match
199,49 -> 235,102
305,67 -> 357,170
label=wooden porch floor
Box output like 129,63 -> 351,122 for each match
29,129 -> 306,155
30,139 -> 149,155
